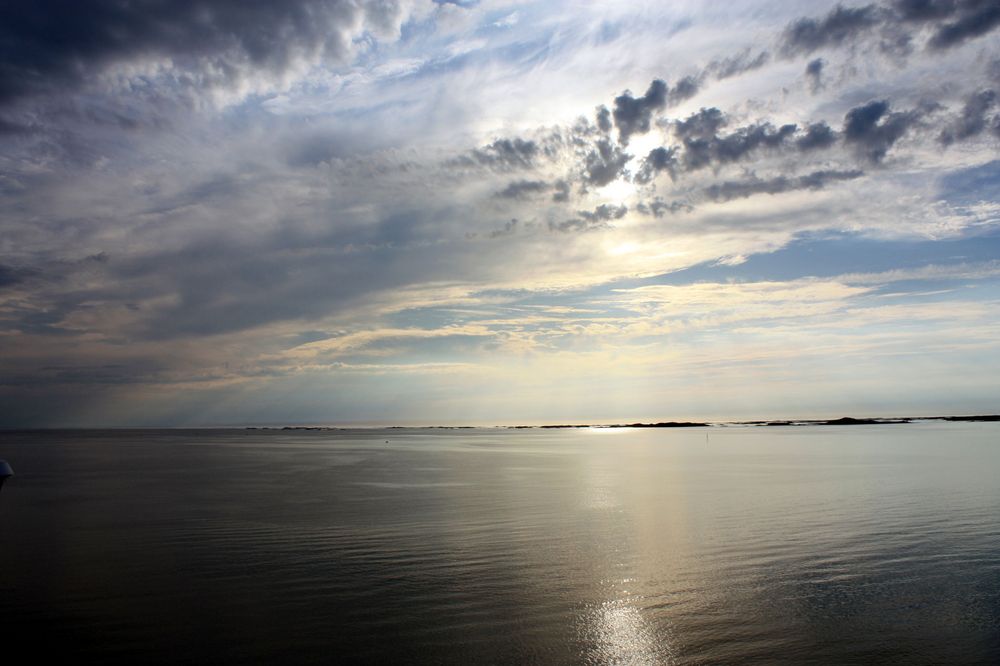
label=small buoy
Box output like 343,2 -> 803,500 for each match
0,460 -> 12,492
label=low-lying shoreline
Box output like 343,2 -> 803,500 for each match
243,414 -> 1000,431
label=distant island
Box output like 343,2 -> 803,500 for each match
244,414 -> 1000,431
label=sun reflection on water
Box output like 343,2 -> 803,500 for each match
578,597 -> 675,665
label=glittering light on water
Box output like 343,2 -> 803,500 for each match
579,598 -> 675,665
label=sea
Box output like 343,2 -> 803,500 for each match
1,423 -> 998,664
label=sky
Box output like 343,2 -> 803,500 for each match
1,0 -> 999,427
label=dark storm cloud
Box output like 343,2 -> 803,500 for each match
495,179 -> 550,199
581,138 -> 632,187
705,49 -> 770,80
805,58 -> 825,94
0,0 -> 409,108
843,100 -> 921,162
612,79 -> 668,144
780,4 -> 883,56
704,169 -> 864,202
635,198 -> 693,218
796,121 -> 838,151
939,89 -> 999,144
634,147 -> 678,185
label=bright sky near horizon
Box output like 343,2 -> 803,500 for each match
1,0 -> 999,426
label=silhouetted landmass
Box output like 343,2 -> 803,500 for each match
621,421 -> 709,428
941,415 -> 1000,422
822,417 -> 910,425
761,417 -> 910,426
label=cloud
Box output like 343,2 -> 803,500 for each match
673,107 -> 728,141
0,0 -> 427,109
705,49 -> 770,80
939,89 -> 999,144
780,4 -> 883,56
927,1 -> 1000,50
667,76 -> 700,106
704,170 -> 865,202
489,219 -> 520,238
0,263 -> 33,288
552,203 -> 627,232
612,79 -> 667,144
495,179 -> 549,199
582,203 -> 628,221
842,99 -> 921,162
467,137 -> 540,171
581,138 -> 632,187
711,122 -> 798,163
635,198 -> 693,218
796,121 -> 838,151
595,105 -> 613,134
552,179 -> 571,202
675,112 -> 797,172
779,1 -> 1000,61
893,0 -> 958,23
634,147 -> 678,184
805,58 -> 825,94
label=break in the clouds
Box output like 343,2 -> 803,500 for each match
2,0 -> 1000,426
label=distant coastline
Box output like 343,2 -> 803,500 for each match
243,414 -> 1000,431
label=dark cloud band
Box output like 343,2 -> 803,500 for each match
0,1 -> 417,109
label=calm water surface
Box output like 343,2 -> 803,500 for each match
1,424 -> 999,664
